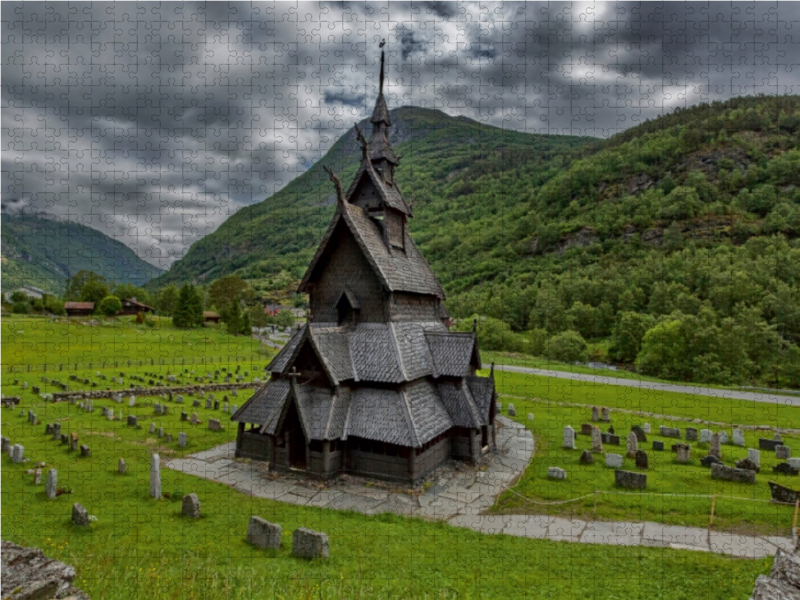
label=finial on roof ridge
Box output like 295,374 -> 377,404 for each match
354,124 -> 369,159
322,165 -> 345,205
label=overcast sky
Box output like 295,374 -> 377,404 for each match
3,1 -> 799,269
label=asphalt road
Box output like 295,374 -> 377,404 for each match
486,364 -> 800,408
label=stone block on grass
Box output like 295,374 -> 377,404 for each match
711,463 -> 756,484
292,528 -> 329,559
615,470 -> 646,489
182,494 -> 201,519
247,516 -> 282,549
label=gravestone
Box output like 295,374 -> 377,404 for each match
214,400 -> 220,411
711,463 -> 756,484
685,427 -> 698,442
247,516 -> 282,549
719,431 -> 729,445
223,403 -> 229,414
773,463 -> 800,476
774,432 -> 783,442
507,404 -> 516,417
732,429 -> 745,447
631,426 -> 646,443
709,433 -> 721,458
580,423 -> 593,436
182,493 -> 201,519
80,445 -> 91,457
11,444 -> 24,463
45,424 -> 53,436
165,433 -> 173,443
45,469 -> 57,499
0,437 -> 9,452
72,503 -> 89,526
149,423 -> 156,434
562,426 -> 576,449
615,470 -> 647,489
738,455 -> 761,472
776,445 -> 791,460
643,423 -> 651,434
626,432 -> 638,458
660,426 -> 681,439
496,402 -> 502,413
232,405 -> 238,414
601,433 -> 620,446
127,415 -> 137,427
788,458 -> 800,470
208,419 -> 222,432
33,468 -> 42,485
205,399 -> 212,410
548,467 -> 567,479
605,453 -> 623,468
675,443 -> 691,463
579,450 -> 594,465
601,407 -> 610,422
157,427 -> 164,439
179,433 -> 187,448
154,403 -> 162,414
52,423 -> 61,441
759,438 -> 782,451
176,395 -> 184,403
635,450 -> 649,470
181,411 -> 188,421
591,406 -> 599,422
70,433 -> 78,451
700,429 -> 712,444
292,528 -> 329,559
193,400 -> 201,408
191,413 -> 199,425
118,458 -> 126,474
591,427 -> 603,453
150,454 -> 161,499
700,455 -> 723,468
652,440 -> 664,451
129,396 -> 135,407
107,409 -> 114,420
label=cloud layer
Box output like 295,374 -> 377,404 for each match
3,1 -> 799,268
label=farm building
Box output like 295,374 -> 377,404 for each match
203,311 -> 221,324
231,52 -> 497,483
64,301 -> 94,316
118,298 -> 155,316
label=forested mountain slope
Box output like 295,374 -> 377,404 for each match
1,214 -> 163,294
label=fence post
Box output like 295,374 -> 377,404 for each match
709,494 -> 717,527
793,500 -> 799,537
594,490 -> 598,519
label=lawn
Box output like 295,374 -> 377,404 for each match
1,397 -> 772,599
0,314 -> 784,598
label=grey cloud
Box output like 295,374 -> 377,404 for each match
3,1 -> 799,269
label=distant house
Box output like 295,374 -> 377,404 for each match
64,302 -> 94,316
264,304 -> 280,317
118,298 -> 155,316
3,285 -> 48,302
203,311 -> 221,324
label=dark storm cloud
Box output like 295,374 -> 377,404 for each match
3,1 -> 799,269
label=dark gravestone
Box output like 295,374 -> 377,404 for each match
635,450 -> 649,469
700,455 -> 723,468
579,450 -> 594,465
652,441 -> 664,451
759,438 -> 782,451
773,463 -> 799,476
631,426 -> 647,443
615,470 -> 647,489
660,426 -> 682,439
735,457 -> 761,473
601,433 -> 620,446
685,427 -> 698,442
580,423 -> 593,436
711,463 -> 756,484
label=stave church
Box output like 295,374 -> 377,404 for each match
231,50 -> 497,482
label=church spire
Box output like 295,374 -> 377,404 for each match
368,41 -> 398,173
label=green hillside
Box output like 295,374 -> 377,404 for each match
1,214 -> 163,294
151,95 -> 800,387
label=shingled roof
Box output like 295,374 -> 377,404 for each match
345,157 -> 409,214
466,375 -> 495,423
231,378 -> 291,434
425,331 -> 479,377
437,380 -> 484,429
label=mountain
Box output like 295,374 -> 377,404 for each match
147,107 -> 593,288
150,95 -> 800,386
1,213 -> 163,294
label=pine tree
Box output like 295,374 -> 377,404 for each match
240,310 -> 251,336
227,298 -> 243,335
188,285 -> 204,327
172,284 -> 192,329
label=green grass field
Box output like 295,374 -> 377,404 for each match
0,315 -> 786,598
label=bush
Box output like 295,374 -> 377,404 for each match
546,330 -> 589,363
98,295 -> 122,317
12,301 -> 30,314
44,297 -> 65,316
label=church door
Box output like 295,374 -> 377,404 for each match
285,402 -> 307,469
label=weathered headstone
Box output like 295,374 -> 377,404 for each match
52,423 -> 61,441
208,419 -> 222,432
711,463 -> 756,484
774,432 -> 783,442
72,503 -> 89,526
787,457 -> 800,470
591,427 -> 603,453
127,415 -> 137,427
179,432 -> 187,448
660,426 -> 681,439
580,423 -> 593,436
496,402 -> 502,413
129,396 -> 135,407
675,443 -> 691,463
700,429 -> 712,444
631,426 -> 647,443
507,404 -> 516,417
11,444 -> 24,463
33,468 -> 42,485
776,445 -> 791,460
45,469 -> 57,498
70,433 -> 78,451
732,429 -> 745,447
45,423 -> 53,436
292,528 -> 329,559
232,405 -> 238,414
180,411 -> 188,422
685,427 -> 698,442
118,458 -> 127,474
213,400 -> 220,411
643,423 -> 651,434
150,454 -> 161,499
192,400 -> 201,408
182,493 -> 201,519
700,455 -> 723,468
759,438 -> 782,451
601,407 -> 610,422
635,450 -> 649,470
605,453 -> 623,468
591,406 -> 599,422
579,450 -> 594,465
80,445 -> 91,457
548,467 -> 567,479
562,426 -> 576,449
149,422 -> 156,434
719,431 -> 729,445
615,470 -> 647,489
157,427 -> 164,439
191,413 -> 199,425
247,516 -> 282,549
709,433 -> 721,458
773,463 -> 800,476
626,432 -> 639,458
0,436 -> 9,452
154,403 -> 162,414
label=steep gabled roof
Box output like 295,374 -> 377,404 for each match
437,379 -> 484,428
425,331 -> 479,377
345,157 -> 410,214
231,378 -> 291,433
466,375 -> 495,423
267,325 -> 307,373
298,202 -> 444,298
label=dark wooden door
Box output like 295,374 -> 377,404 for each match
286,403 -> 307,469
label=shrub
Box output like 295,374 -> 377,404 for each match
98,296 -> 122,317
546,330 -> 589,363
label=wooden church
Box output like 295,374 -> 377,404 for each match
231,51 -> 497,483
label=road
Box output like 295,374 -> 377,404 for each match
486,364 -> 800,407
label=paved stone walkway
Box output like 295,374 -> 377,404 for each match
488,363 -> 800,407
166,416 -> 794,558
